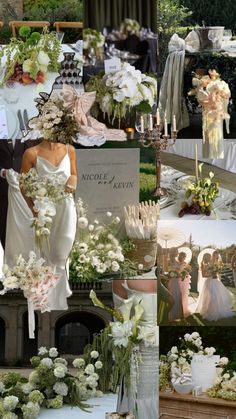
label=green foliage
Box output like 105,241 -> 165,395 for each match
179,0 -> 236,32
139,163 -> 160,203
24,0 -> 83,23
157,0 -> 193,72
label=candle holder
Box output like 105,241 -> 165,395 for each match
138,119 -> 178,197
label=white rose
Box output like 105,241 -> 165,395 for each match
220,357 -> 229,365
191,332 -> 200,339
111,261 -> 120,272
37,51 -> 50,66
170,346 -> 178,354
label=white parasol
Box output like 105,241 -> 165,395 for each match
157,227 -> 186,249
178,246 -> 192,264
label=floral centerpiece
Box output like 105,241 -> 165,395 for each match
189,69 -> 231,159
85,63 -> 157,128
208,369 -> 236,402
178,164 -> 219,217
69,199 -> 142,282
19,167 -> 69,251
120,19 -> 140,36
83,28 -> 105,52
0,346 -> 104,418
89,290 -> 157,391
0,26 -> 61,86
27,91 -> 79,144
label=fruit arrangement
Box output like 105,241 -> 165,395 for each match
0,26 -> 61,86
178,166 -> 219,217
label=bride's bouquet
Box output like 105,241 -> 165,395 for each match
0,251 -> 59,312
19,168 -> 69,251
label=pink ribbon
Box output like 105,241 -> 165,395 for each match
63,85 -> 126,141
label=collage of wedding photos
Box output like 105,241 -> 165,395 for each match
0,0 -> 236,418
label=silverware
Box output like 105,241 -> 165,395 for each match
23,109 -> 29,131
17,110 -> 26,135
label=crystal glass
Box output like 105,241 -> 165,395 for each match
56,31 -> 65,44
222,29 -> 232,43
4,81 -> 20,104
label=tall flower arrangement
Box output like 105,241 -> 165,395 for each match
0,26 -> 61,85
83,28 -> 105,51
86,63 -> 157,126
120,19 -> 140,36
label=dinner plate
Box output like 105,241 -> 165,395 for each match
171,174 -> 196,192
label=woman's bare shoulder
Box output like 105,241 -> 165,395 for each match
68,144 -> 76,155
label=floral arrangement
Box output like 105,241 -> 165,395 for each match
86,63 -> 157,126
189,69 -> 231,122
89,290 -> 157,390
179,164 -> 219,217
69,199 -> 142,282
0,251 -> 59,338
208,370 -> 236,402
0,251 -> 59,310
0,346 -> 104,417
165,265 -> 191,281
83,28 -> 105,51
120,19 -> 140,36
160,331 -> 228,391
28,91 -> 79,144
19,167 -> 69,250
0,26 -> 61,86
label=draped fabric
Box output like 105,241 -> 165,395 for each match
83,0 -> 157,32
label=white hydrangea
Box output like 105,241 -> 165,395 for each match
2,413 -> 18,419
86,376 -> 98,388
54,364 -> 67,378
191,332 -> 200,339
73,358 -> 85,369
3,396 -> 19,411
85,364 -> 95,375
53,382 -> 68,396
0,381 -> 5,393
41,357 -> 53,368
21,383 -> 34,395
38,347 -> 48,356
28,371 -> 40,385
49,347 -> 58,358
220,357 -> 229,365
95,361 -> 103,369
90,351 -> 99,359
21,401 -> 40,418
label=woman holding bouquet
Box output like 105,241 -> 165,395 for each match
167,248 -> 183,322
195,250 -> 235,321
177,251 -> 192,318
5,91 -> 78,312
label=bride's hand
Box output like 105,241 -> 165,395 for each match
65,176 -> 77,193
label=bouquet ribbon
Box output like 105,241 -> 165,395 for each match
171,367 -> 192,385
63,85 -> 126,141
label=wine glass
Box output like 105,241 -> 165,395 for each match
56,31 -> 65,44
222,29 -> 232,45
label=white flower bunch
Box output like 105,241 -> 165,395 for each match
1,252 -> 59,312
83,28 -> 105,50
72,350 -> 103,400
70,201 -> 137,282
120,18 -> 140,35
19,168 -> 69,250
87,62 -> 157,125
167,332 -> 205,374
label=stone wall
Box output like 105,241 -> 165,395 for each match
0,0 -> 23,23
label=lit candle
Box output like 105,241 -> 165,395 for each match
156,108 -> 160,126
173,114 -> 176,131
195,143 -> 199,181
140,115 -> 144,133
149,114 -> 153,131
164,118 -> 168,136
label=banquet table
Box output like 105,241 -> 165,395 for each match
166,137 -> 236,174
38,393 -> 117,418
160,165 -> 236,220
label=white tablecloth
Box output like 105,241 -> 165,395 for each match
39,394 -> 117,418
166,138 -> 236,173
160,165 -> 236,220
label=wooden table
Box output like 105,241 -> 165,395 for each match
160,391 -> 236,419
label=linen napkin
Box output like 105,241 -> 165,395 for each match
0,108 -> 9,139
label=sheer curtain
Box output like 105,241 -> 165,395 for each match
83,0 -> 157,32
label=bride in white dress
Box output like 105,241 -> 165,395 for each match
112,279 -> 158,419
5,140 -> 77,312
195,250 -> 235,321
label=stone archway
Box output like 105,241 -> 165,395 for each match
55,311 -> 105,355
0,317 -> 5,361
22,311 -> 38,364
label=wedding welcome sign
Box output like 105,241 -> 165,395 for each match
76,149 -> 139,234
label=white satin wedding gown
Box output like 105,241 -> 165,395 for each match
5,149 -> 77,311
113,281 -> 159,419
195,273 -> 235,321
